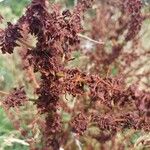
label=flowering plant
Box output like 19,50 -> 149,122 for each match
0,0 -> 149,149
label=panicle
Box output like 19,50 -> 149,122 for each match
71,112 -> 88,135
123,0 -> 143,41
0,22 -> 22,54
3,87 -> 27,108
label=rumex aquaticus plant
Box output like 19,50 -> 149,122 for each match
0,0 -> 150,149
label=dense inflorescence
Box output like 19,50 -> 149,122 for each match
0,22 -> 22,54
3,87 -> 27,108
12,0 -> 95,148
71,112 -> 88,135
0,0 -> 150,149
123,0 -> 143,41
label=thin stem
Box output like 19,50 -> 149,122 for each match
0,90 -> 9,95
77,33 -> 104,45
29,98 -> 37,102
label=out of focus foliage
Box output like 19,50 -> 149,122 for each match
0,0 -> 30,16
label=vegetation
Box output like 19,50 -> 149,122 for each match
0,0 -> 150,150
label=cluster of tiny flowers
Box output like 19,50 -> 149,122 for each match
0,22 -> 22,54
71,113 -> 88,135
3,87 -> 27,108
123,0 -> 143,41
0,0 -> 149,149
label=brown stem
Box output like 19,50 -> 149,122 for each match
77,33 -> 104,45
0,90 -> 9,95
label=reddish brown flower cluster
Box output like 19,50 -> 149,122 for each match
76,0 -> 94,11
71,113 -> 88,135
63,69 -> 87,96
13,0 -> 94,148
123,0 -> 143,41
3,87 -> 27,108
44,114 -> 62,148
0,0 -> 149,149
62,70 -> 150,136
0,22 -> 22,54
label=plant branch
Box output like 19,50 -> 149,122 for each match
77,33 -> 104,45
0,90 -> 9,95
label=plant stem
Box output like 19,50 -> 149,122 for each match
0,90 -> 9,95
77,33 -> 104,45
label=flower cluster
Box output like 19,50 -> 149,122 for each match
3,87 -> 27,108
0,22 -> 22,54
71,113 -> 88,135
123,0 -> 143,41
44,114 -> 62,148
15,0 -> 94,148
0,0 -> 149,149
